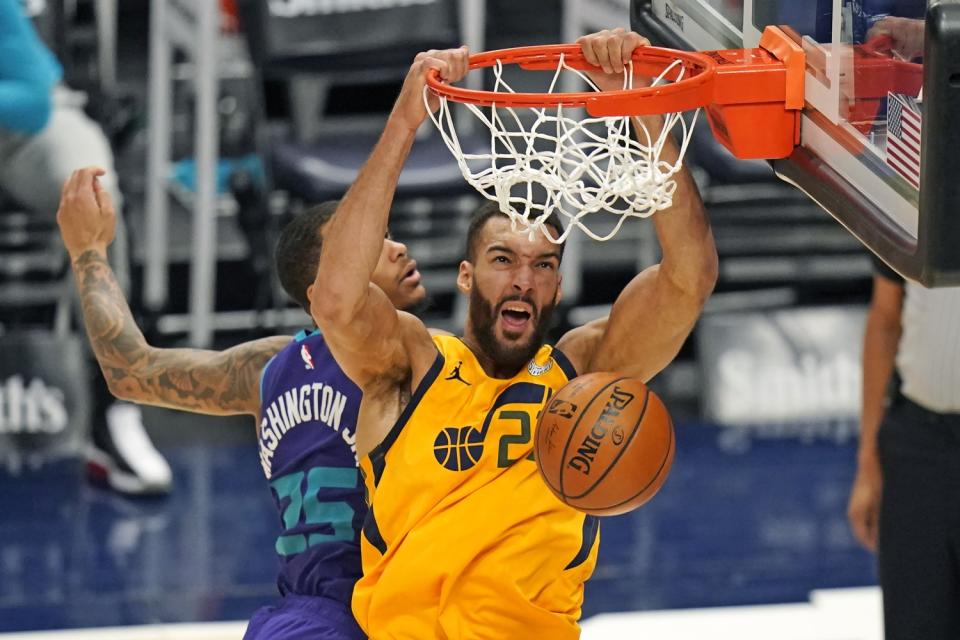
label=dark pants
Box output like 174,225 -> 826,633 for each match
878,392 -> 960,640
243,594 -> 366,640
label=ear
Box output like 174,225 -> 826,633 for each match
456,260 -> 473,295
555,272 -> 563,306
306,283 -> 315,307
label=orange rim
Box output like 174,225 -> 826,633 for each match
426,44 -> 718,116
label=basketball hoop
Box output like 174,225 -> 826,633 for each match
425,27 -> 805,242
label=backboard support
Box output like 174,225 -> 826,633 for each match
633,0 -> 960,286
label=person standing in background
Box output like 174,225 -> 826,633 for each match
0,0 -> 170,494
847,257 -> 960,640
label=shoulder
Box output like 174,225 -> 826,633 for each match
397,311 -> 436,356
554,317 -> 607,375
361,311 -> 440,390
256,335 -> 298,377
429,332 -> 461,353
547,344 -> 579,380
261,333 -> 302,362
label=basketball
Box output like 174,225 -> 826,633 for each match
535,372 -> 675,516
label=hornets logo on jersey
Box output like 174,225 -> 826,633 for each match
354,335 -> 600,639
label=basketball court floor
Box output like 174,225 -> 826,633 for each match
0,592 -> 885,640
1,408 -> 878,638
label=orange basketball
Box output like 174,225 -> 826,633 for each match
535,372 -> 675,516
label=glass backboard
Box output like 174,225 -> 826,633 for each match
632,0 -> 960,286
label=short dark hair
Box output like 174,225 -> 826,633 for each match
275,201 -> 339,312
464,201 -> 566,263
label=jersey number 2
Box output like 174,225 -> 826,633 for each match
496,410 -> 537,467
491,383 -> 551,468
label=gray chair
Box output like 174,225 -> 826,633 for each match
236,0 -> 489,329
237,0 -> 489,203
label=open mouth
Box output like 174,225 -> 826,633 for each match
401,263 -> 421,285
499,305 -> 533,332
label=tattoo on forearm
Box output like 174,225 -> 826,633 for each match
73,250 -> 287,415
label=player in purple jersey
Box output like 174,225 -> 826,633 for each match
56,167 -> 427,639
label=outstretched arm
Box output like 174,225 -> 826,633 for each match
311,48 -> 469,386
58,168 -> 287,418
558,30 -> 718,381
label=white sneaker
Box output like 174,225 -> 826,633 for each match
85,403 -> 173,495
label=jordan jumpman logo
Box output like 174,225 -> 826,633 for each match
445,360 -> 471,386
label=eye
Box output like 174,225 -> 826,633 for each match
493,255 -> 510,264
537,261 -> 556,270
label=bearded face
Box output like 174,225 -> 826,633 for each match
469,284 -> 557,374
459,216 -> 563,375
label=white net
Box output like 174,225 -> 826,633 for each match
426,54 -> 701,242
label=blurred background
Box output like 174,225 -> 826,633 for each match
0,0 -> 881,637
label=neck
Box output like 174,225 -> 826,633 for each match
460,327 -> 530,380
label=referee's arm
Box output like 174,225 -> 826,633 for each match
847,259 -> 904,552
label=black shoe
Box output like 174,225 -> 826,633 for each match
86,403 -> 172,495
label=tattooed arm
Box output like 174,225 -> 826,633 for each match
59,168 -> 287,418
73,249 -> 286,415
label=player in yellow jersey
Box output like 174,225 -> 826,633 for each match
312,30 -> 718,639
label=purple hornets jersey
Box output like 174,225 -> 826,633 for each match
258,329 -> 366,606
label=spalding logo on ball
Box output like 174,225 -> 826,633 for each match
535,372 -> 675,516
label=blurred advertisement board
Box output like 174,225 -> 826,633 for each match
697,306 -> 866,449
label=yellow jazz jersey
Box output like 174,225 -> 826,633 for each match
355,335 -> 599,640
